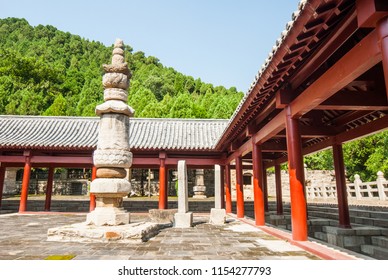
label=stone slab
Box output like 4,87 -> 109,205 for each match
47,221 -> 160,243
354,227 -> 382,236
255,239 -> 304,252
209,208 -> 226,225
323,226 -> 356,235
174,212 -> 193,228
149,209 -> 177,224
371,236 -> 388,248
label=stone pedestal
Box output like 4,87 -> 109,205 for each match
193,169 -> 207,199
174,212 -> 193,228
209,208 -> 226,225
86,206 -> 129,226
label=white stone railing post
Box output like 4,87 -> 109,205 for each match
354,174 -> 362,200
376,171 -> 387,201
322,185 -> 327,199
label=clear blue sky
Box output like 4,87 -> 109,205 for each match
1,0 -> 300,93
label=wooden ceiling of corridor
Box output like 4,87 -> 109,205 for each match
216,0 -> 388,166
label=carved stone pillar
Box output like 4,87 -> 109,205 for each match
193,169 -> 207,199
86,39 -> 134,226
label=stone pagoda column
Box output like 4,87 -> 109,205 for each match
193,169 -> 207,199
86,39 -> 134,226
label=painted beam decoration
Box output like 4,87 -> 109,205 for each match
86,39 -> 134,226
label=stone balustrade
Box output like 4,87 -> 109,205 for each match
306,171 -> 388,201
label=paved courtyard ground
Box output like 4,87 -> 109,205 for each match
0,212 -> 367,260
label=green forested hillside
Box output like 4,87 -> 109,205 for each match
0,18 -> 243,118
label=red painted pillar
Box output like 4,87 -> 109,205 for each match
235,157 -> 244,218
19,155 -> 31,212
377,16 -> 388,101
225,164 -> 232,213
159,158 -> 168,209
44,167 -> 54,211
285,106 -> 308,241
275,164 -> 284,215
332,143 -> 351,228
220,165 -> 225,209
89,166 -> 97,212
0,166 -> 6,208
252,142 -> 265,225
263,166 -> 269,212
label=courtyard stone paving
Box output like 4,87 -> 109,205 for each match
0,213 -> 322,260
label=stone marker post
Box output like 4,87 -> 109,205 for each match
86,39 -> 134,226
174,160 -> 193,227
209,164 -> 226,224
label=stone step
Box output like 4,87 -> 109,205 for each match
307,210 -> 339,220
369,211 -> 388,220
361,245 -> 388,260
313,231 -> 327,242
353,216 -> 388,227
371,236 -> 388,249
353,227 -> 383,236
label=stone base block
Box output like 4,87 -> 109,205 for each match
192,195 -> 207,199
149,209 -> 178,224
47,222 -> 160,243
174,212 -> 193,228
86,207 -> 129,226
209,208 -> 226,225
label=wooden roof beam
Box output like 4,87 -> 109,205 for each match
261,141 -> 287,152
316,90 -> 388,110
290,29 -> 381,118
356,0 -> 388,28
268,114 -> 388,167
290,8 -> 358,90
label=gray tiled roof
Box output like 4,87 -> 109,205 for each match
0,115 -> 228,151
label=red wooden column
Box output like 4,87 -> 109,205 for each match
252,142 -> 265,225
377,17 -> 388,101
0,166 -> 6,208
224,164 -> 232,213
275,164 -> 284,215
89,166 -> 97,212
235,156 -> 245,218
19,153 -> 32,212
220,165 -> 225,209
285,106 -> 308,241
263,166 -> 269,212
332,142 -> 351,228
44,167 -> 54,211
158,152 -> 168,209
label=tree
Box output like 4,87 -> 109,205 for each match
44,94 -> 67,116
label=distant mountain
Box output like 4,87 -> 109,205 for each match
0,17 -> 243,118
